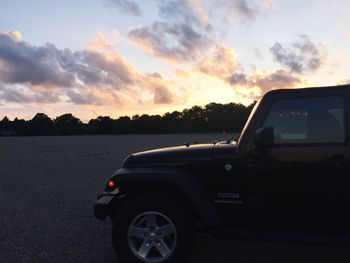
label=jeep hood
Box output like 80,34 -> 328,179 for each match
123,141 -> 237,167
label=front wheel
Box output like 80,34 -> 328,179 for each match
112,195 -> 194,263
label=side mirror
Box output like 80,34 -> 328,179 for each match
254,126 -> 274,148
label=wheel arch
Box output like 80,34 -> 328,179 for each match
110,168 -> 222,228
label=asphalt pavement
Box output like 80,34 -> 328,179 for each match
0,135 -> 349,263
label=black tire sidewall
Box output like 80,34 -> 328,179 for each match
112,195 -> 193,263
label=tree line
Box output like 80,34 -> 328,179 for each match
0,102 -> 255,136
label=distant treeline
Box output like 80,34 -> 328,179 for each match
0,102 -> 255,136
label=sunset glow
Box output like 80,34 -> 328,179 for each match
0,0 -> 349,121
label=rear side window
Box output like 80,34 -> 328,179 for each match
263,96 -> 346,144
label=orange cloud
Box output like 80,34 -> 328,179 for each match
86,31 -> 111,50
249,69 -> 306,92
195,44 -> 241,81
0,31 -> 178,110
85,33 -> 176,104
189,43 -> 307,101
0,30 -> 22,42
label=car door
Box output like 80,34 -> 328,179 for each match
260,94 -> 350,232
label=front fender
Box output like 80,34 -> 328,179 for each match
111,167 -> 221,228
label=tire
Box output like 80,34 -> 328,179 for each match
112,194 -> 194,263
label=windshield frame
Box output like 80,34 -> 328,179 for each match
237,98 -> 261,145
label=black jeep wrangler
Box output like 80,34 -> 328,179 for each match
94,84 -> 350,263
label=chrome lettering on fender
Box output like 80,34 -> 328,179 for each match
217,192 -> 240,199
215,192 -> 242,205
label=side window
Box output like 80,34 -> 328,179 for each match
263,96 -> 346,144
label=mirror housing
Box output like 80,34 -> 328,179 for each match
254,126 -> 274,148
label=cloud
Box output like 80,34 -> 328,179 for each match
346,31 -> 350,38
157,0 -> 209,26
0,31 -> 175,106
208,0 -> 275,27
128,0 -> 275,63
82,45 -> 175,104
195,44 -> 245,85
195,44 -> 246,84
82,50 -> 137,86
66,87 -> 121,106
228,73 -> 249,86
337,79 -> 350,85
128,1 -> 213,63
1,30 -> 22,41
193,43 -> 303,96
157,0 -> 273,26
142,72 -> 174,104
128,22 -> 211,62
0,83 -> 60,104
0,33 -> 75,87
225,0 -> 258,21
102,0 -> 141,16
250,69 -> 302,91
185,0 -> 209,25
269,35 -> 325,74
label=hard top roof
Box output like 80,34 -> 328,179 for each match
265,84 -> 350,97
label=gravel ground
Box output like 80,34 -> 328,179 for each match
0,134 -> 349,263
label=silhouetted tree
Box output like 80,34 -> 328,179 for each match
28,113 -> 53,135
115,116 -> 132,134
88,116 -> 116,134
131,114 -> 163,134
13,117 -> 28,136
162,111 -> 181,133
1,102 -> 255,136
54,114 -> 83,135
0,116 -> 11,135
0,116 -> 10,129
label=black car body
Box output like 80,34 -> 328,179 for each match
95,84 -> 350,263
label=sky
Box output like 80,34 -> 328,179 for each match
0,0 -> 349,121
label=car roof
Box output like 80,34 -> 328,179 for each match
265,84 -> 350,97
